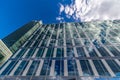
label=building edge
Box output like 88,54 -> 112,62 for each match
0,20 -> 42,66
0,39 -> 12,66
2,20 -> 42,53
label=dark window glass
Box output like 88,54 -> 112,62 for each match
33,40 -> 39,47
97,47 -> 110,56
86,47 -> 98,57
67,48 -> 74,58
74,38 -> 81,46
106,60 -> 120,74
61,48 -> 64,57
44,30 -> 51,40
41,39 -> 47,47
19,61 -> 29,75
76,47 -> 86,57
58,39 -> 64,47
66,39 -> 73,47
107,46 -> 120,56
60,59 -> 64,76
82,39 -> 90,46
36,48 -> 45,58
46,59 -> 52,75
14,61 -> 27,75
68,60 -> 76,76
80,60 -> 93,76
25,40 -> 32,47
25,48 -> 36,58
1,61 -> 16,75
58,25 -> 64,39
55,60 -> 61,76
74,60 -> 79,76
93,60 -> 110,76
49,39 -> 55,47
46,48 -> 53,58
51,29 -> 57,39
56,48 -> 62,58
27,61 -> 40,75
16,49 -> 26,58
40,60 -> 50,75
31,35 -> 37,40
38,33 -> 44,40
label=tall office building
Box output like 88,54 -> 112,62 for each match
0,20 -> 120,80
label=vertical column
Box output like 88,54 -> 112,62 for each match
12,49 -> 22,58
9,61 -> 22,76
83,29 -> 115,76
104,30 -> 120,67
35,25 -> 54,76
22,25 -> 43,58
68,25 -> 83,76
20,26 -> 43,76
22,49 -> 30,58
97,25 -> 120,67
31,48 -> 39,58
37,26 -> 48,47
0,61 -> 12,75
6,36 -> 35,76
74,25 -> 99,76
32,26 -> 45,58
63,24 -> 68,76
99,40 -> 120,67
49,48 -> 57,76
21,41 -> 36,76
2,25 -> 41,76
49,25 -> 60,76
22,60 -> 33,76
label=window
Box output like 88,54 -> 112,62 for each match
46,48 -> 54,58
40,59 -> 50,75
93,60 -> 110,76
106,60 -> 120,75
14,61 -> 28,75
27,61 -> 40,75
80,60 -> 93,76
68,60 -> 76,76
76,47 -> 86,57
107,46 -> 120,56
1,61 -> 16,75
36,48 -> 45,58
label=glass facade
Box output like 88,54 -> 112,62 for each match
0,20 -> 120,80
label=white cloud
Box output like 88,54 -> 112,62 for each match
57,0 -> 120,22
56,16 -> 64,21
56,16 -> 65,23
65,5 -> 70,14
83,0 -> 120,21
59,3 -> 64,14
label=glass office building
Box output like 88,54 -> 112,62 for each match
0,20 -> 120,80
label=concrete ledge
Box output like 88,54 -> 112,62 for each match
0,40 -> 12,66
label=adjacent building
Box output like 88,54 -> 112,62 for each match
0,20 -> 120,80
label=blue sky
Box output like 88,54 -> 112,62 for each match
0,0 -> 120,38
0,0 -> 65,38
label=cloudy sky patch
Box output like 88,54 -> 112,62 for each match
57,0 -> 120,22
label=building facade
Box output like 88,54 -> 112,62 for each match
0,20 -> 120,80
